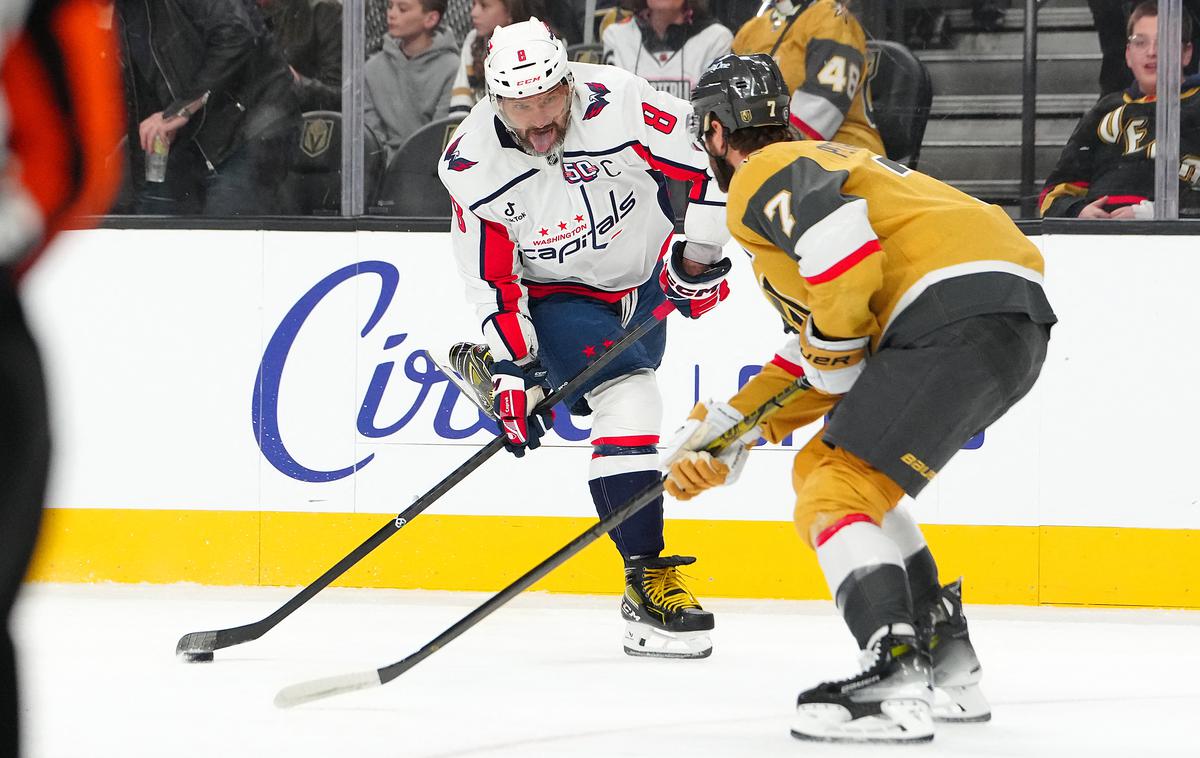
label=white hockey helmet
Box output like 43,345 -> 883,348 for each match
484,17 -> 572,101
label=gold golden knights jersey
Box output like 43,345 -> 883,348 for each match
732,0 -> 884,154
724,140 -> 1056,439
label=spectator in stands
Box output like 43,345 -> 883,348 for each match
365,0 -> 459,159
708,0 -> 761,33
114,0 -> 301,215
1041,0 -> 1200,218
260,0 -> 343,112
1087,0 -> 1199,95
731,1 -> 885,153
601,0 -> 733,100
449,0 -> 545,116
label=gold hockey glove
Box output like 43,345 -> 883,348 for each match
661,401 -> 760,501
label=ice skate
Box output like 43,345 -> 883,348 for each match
621,555 -> 714,659
447,342 -> 496,415
791,626 -> 934,744
923,578 -> 991,722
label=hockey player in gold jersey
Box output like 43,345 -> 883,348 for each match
661,54 -> 1057,743
731,0 -> 883,153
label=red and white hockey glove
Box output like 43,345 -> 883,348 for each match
659,240 -> 731,319
796,317 -> 868,395
660,401 -> 759,501
491,359 -> 554,458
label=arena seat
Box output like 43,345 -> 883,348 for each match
372,116 -> 464,217
866,40 -> 933,169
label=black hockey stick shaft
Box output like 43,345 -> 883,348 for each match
177,306 -> 671,658
273,376 -> 810,707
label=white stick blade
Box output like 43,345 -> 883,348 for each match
273,670 -> 381,708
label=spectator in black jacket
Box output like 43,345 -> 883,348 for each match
115,0 -> 301,215
1040,0 -> 1200,218
261,0 -> 343,112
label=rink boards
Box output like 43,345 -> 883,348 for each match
19,229 -> 1200,608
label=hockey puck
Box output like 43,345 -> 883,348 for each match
180,651 -> 214,663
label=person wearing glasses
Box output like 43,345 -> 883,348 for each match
1041,0 -> 1200,218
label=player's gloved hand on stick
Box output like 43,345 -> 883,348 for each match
660,400 -> 760,501
659,240 -> 731,319
796,317 -> 869,395
491,358 -> 554,458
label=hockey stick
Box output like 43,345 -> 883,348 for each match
175,303 -> 673,662
274,376 -> 811,707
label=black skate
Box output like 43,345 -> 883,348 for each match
792,626 -> 934,743
922,578 -> 991,722
621,555 -> 714,659
445,342 -> 497,418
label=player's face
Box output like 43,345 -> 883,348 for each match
498,82 -> 572,156
1125,15 -> 1195,95
472,0 -> 513,37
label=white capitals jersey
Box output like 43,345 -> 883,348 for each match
601,17 -> 733,101
438,62 -> 728,363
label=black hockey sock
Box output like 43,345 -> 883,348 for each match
836,564 -> 916,649
588,469 -> 664,559
905,546 -> 941,614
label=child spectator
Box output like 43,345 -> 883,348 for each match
1041,0 -> 1200,218
732,0 -> 884,153
449,0 -> 544,116
260,0 -> 344,112
601,0 -> 733,100
365,0 -> 459,158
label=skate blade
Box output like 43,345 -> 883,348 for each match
791,699 -> 935,743
933,684 -> 992,723
622,622 -> 712,659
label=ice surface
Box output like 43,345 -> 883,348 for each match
13,583 -> 1200,757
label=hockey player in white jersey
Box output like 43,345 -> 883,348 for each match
438,18 -> 732,659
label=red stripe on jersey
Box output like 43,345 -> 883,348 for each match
769,354 -> 805,378
490,312 -> 529,361
803,239 -> 881,285
526,282 -> 633,302
1105,194 -> 1148,205
630,142 -> 708,185
789,113 -> 824,140
655,232 -> 672,261
592,435 -> 660,447
815,513 -> 875,547
481,218 -> 521,311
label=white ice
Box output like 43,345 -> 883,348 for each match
14,583 -> 1200,757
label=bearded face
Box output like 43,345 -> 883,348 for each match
496,81 -> 572,157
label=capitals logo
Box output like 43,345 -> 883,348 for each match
582,82 -> 611,121
443,136 -> 477,172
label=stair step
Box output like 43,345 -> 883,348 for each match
944,6 -> 1095,31
919,144 -> 1062,181
930,93 -> 1099,117
921,56 -> 1102,95
940,178 -> 1025,201
949,29 -> 1100,55
923,117 -> 1080,141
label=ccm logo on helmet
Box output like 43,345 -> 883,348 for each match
516,76 -> 542,86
